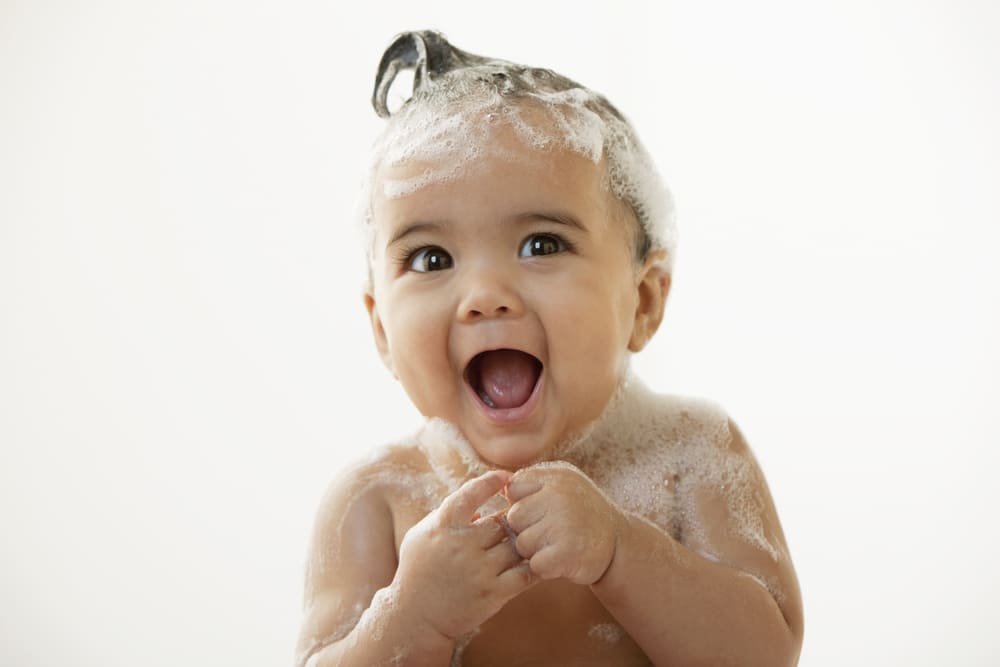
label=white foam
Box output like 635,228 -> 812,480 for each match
318,371 -> 787,655
295,599 -> 366,667
420,418 -> 493,481
563,372 -> 783,566
409,371 -> 786,607
450,626 -> 480,667
360,63 -> 677,271
411,368 -> 784,573
355,585 -> 396,643
588,622 -> 624,644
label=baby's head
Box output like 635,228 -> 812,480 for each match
360,30 -> 676,272
361,31 -> 676,468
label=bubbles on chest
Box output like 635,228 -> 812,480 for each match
566,379 -> 777,561
567,385 -> 690,532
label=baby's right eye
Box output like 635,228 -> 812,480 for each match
407,246 -> 454,272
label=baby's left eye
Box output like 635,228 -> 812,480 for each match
519,234 -> 565,258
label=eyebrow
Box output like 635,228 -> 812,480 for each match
386,210 -> 587,247
388,221 -> 442,246
511,210 -> 587,231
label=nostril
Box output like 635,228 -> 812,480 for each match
459,289 -> 519,320
464,306 -> 509,319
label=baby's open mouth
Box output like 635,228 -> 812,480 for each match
464,349 -> 543,410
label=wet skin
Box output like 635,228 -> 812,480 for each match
295,125 -> 802,666
383,444 -> 654,665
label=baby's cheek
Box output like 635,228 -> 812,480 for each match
389,310 -> 454,406
393,299 -> 447,351
570,332 -> 624,398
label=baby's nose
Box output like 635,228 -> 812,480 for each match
457,270 -> 525,322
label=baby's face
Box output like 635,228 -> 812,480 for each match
366,125 -> 666,468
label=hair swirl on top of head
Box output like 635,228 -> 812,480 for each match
373,30 -> 588,118
364,30 -> 678,270
373,31 -> 489,117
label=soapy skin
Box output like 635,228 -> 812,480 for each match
295,405 -> 802,666
295,132 -> 803,664
294,31 -> 802,666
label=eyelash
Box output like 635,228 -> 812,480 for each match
399,245 -> 453,273
519,232 -> 574,258
396,232 -> 574,273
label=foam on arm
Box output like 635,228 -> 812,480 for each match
294,463 -> 453,667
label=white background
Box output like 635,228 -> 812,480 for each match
2,1 -> 998,665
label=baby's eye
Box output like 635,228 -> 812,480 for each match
518,234 -> 565,258
407,246 -> 454,272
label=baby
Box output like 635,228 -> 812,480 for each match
296,30 -> 803,666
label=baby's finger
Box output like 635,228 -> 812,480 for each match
496,560 -> 537,595
505,493 -> 546,534
512,521 -> 547,559
506,470 -> 544,502
528,546 -> 565,581
440,470 -> 512,526
485,536 -> 523,575
482,508 -> 519,542
470,513 -> 509,549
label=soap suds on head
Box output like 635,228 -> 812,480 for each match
362,30 -> 677,271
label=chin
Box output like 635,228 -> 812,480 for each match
473,433 -> 552,470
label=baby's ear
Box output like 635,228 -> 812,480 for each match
628,251 -> 671,352
363,288 -> 397,378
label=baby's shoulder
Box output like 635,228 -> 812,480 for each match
640,390 -> 758,477
316,440 -> 436,536
610,384 -> 738,456
582,386 -> 762,540
313,438 -> 436,523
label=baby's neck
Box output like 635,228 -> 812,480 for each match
418,370 -> 653,481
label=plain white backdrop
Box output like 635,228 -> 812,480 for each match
2,1 -> 998,664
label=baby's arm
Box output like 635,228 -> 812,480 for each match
295,468 -> 534,667
506,422 -> 803,666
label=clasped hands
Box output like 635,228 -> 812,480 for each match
395,464 -> 625,641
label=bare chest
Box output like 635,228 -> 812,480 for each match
457,579 -> 651,666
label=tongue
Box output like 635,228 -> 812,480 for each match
478,350 -> 539,410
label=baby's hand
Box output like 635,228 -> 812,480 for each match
505,464 -> 625,586
395,470 -> 535,641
